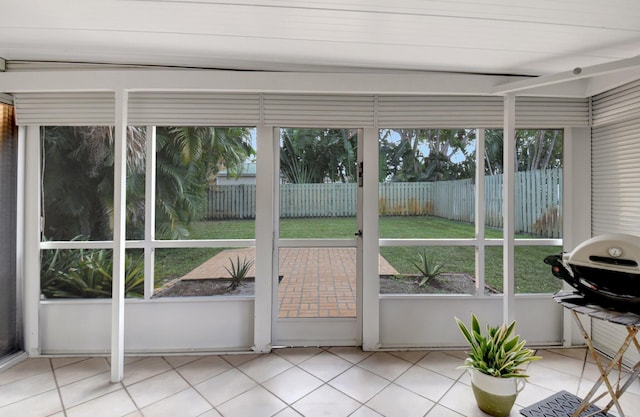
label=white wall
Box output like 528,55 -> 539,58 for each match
40,298 -> 254,354
379,295 -> 561,348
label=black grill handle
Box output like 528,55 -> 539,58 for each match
544,254 -> 583,292
544,254 -> 572,280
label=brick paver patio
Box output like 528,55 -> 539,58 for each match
181,247 -> 397,318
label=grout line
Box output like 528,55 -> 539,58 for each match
49,358 -> 68,417
120,357 -> 180,414
576,347 -> 590,396
120,382 -> 142,415
206,351 -> 298,412
48,358 -> 141,416
157,354 -> 213,412
422,351 -> 474,414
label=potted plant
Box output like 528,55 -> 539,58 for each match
455,314 -> 541,417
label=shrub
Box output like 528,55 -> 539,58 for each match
41,247 -> 145,298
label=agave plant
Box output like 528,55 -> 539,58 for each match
455,314 -> 541,378
411,249 -> 445,287
224,256 -> 254,290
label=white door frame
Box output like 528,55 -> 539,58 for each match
272,128 -> 367,347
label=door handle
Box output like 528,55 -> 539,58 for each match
354,230 -> 363,237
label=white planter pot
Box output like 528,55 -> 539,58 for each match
469,369 -> 525,417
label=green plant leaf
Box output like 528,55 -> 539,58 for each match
224,255 -> 254,289
411,250 -> 445,286
454,314 -> 541,378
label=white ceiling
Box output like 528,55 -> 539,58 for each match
2,0 -> 640,77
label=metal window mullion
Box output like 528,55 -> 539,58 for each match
23,126 -> 40,355
15,123 -> 25,352
151,239 -> 256,249
278,239 -> 356,248
379,238 -> 478,247
563,127 -> 577,347
255,125 -> 275,352
111,90 -> 128,382
144,126 -> 156,300
475,128 -> 486,296
40,241 -> 113,250
270,126 -> 280,346
513,238 -> 563,246
362,127 -> 380,350
503,95 -> 516,324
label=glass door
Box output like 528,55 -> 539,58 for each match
274,128 -> 362,346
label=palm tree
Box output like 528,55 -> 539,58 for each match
279,128 -> 357,184
43,126 -> 114,240
154,126 -> 253,238
41,125 -> 254,241
380,129 -> 474,182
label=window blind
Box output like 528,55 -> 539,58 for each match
590,79 -> 640,367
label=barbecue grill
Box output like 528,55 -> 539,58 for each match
544,233 -> 640,313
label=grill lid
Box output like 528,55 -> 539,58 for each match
563,233 -> 640,274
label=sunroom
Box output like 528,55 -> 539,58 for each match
2,2 -> 640,415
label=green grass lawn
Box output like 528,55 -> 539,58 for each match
155,216 -> 562,293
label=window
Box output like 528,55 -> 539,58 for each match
40,126 -> 118,298
377,128 -> 563,295
482,128 -> 563,294
40,125 -> 257,299
278,128 -> 358,238
155,126 -> 256,240
514,129 -> 563,294
40,248 -> 144,298
153,127 -> 256,296
41,126 -> 116,241
378,128 -> 478,294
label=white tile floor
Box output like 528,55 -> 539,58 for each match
1,347 -> 639,417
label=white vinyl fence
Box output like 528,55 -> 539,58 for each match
206,169 -> 562,237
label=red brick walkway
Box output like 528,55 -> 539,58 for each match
181,247 -> 397,318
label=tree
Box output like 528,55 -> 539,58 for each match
42,126 -> 144,241
154,126 -> 253,238
479,129 -> 563,175
280,128 -> 357,183
379,129 -> 423,181
516,129 -> 562,171
379,129 -> 475,182
42,125 -> 254,241
422,129 -> 475,180
483,129 -> 504,176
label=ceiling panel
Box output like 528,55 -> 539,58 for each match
2,0 -> 640,76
